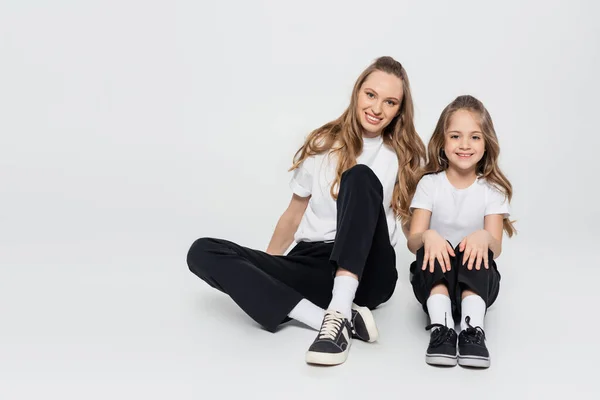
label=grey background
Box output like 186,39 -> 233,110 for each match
1,0 -> 599,399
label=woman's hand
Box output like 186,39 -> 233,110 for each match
422,230 -> 455,273
459,230 -> 493,270
265,194 -> 309,256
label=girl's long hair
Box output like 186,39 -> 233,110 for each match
290,56 -> 426,224
424,95 -> 516,237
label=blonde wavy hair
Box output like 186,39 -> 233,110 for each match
424,95 -> 516,237
289,56 -> 426,224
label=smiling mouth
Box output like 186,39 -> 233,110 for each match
456,153 -> 474,158
365,112 -> 382,124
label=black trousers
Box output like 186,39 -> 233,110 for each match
409,244 -> 501,320
187,165 -> 398,332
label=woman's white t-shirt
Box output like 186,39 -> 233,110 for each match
409,171 -> 511,247
290,135 -> 400,247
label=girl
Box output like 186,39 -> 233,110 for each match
407,95 -> 515,368
187,56 -> 426,366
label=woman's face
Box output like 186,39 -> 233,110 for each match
356,70 -> 403,138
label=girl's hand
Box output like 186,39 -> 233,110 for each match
422,230 -> 456,273
459,230 -> 492,270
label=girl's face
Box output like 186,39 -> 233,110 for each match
356,70 -> 403,138
444,109 -> 486,174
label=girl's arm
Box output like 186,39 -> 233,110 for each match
401,221 -> 410,240
408,208 -> 456,272
484,214 -> 504,258
266,194 -> 310,255
459,214 -> 505,270
407,208 -> 432,254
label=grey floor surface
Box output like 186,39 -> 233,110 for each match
1,234 -> 598,399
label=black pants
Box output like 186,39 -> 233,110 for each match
409,244 -> 501,320
187,165 -> 398,332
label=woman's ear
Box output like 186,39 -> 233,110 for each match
395,102 -> 403,117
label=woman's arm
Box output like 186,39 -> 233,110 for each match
265,194 -> 310,255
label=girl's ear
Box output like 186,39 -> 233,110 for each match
439,147 -> 448,167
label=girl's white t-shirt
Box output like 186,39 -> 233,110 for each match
290,135 -> 400,247
410,171 -> 511,247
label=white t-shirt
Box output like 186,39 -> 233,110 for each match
290,135 -> 400,247
410,171 -> 511,247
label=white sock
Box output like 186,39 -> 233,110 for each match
426,294 -> 454,330
288,299 -> 325,331
327,275 -> 359,320
460,295 -> 486,331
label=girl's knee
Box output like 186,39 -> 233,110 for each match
412,257 -> 447,281
455,248 -> 495,275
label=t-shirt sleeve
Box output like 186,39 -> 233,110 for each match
410,175 -> 434,213
485,184 -> 511,219
289,155 -> 315,197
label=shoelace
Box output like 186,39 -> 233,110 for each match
462,316 -> 486,344
425,323 -> 454,347
318,312 -> 344,340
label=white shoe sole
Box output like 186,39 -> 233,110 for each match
458,354 -> 490,368
351,304 -> 379,343
305,348 -> 350,366
426,354 -> 458,366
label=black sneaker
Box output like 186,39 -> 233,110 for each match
350,303 -> 379,343
305,310 -> 352,365
458,316 -> 490,368
425,324 -> 458,366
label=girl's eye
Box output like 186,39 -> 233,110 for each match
450,135 -> 459,139
472,136 -> 481,140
